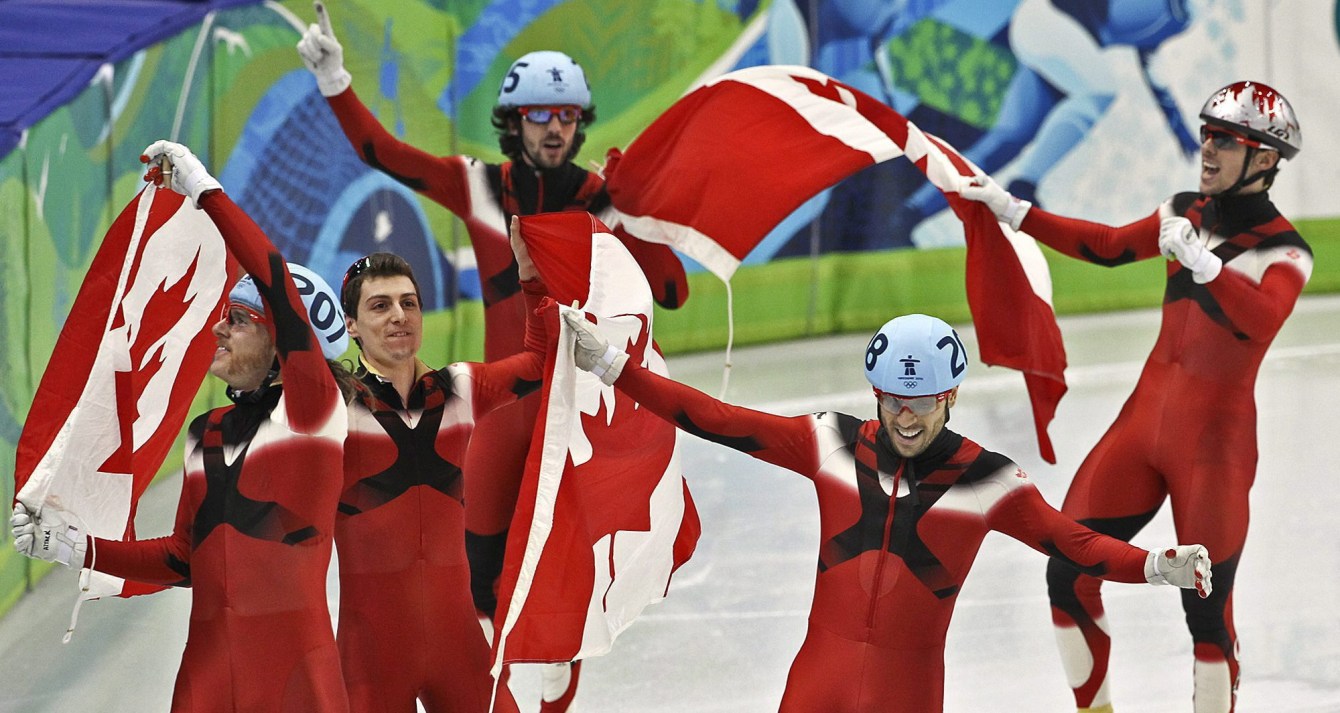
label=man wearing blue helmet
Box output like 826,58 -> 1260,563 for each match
559,309 -> 1213,713
13,141 -> 359,711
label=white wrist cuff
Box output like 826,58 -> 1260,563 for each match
590,346 -> 628,386
1003,198 -> 1032,232
317,68 -> 352,97
1192,252 -> 1222,284
52,525 -> 86,568
590,345 -> 620,378
1145,550 -> 1167,585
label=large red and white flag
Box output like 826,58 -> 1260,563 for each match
605,64 -> 1065,462
14,184 -> 233,602
492,211 -> 700,673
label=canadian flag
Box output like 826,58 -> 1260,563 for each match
491,211 -> 700,674
605,65 -> 1065,462
14,184 -> 233,604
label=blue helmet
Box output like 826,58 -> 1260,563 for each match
496,51 -> 591,108
228,263 -> 349,360
863,314 -> 967,396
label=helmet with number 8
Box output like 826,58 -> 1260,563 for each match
496,50 -> 592,109
228,263 -> 349,360
1199,81 -> 1301,160
864,314 -> 966,397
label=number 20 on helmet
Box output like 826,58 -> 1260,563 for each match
864,314 -> 967,397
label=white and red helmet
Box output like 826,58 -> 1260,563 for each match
1199,81 -> 1301,160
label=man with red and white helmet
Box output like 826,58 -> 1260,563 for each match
961,80 -> 1309,713
559,308 -> 1211,713
294,4 -> 687,710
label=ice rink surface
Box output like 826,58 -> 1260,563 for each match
2,295 -> 1338,712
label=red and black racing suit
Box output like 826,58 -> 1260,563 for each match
324,87 -> 685,617
612,361 -> 1155,712
89,192 -> 349,712
335,281 -> 548,713
1021,190 -> 1312,712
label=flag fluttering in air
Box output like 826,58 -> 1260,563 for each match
605,65 -> 1065,462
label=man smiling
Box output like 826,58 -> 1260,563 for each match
961,80 -> 1309,713
14,140 -> 357,712
297,12 -> 686,707
331,218 -> 554,712
559,308 -> 1212,713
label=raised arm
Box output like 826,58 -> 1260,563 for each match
141,141 -> 342,432
457,277 -> 549,416
296,2 -> 472,215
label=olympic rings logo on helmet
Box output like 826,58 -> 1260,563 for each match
864,314 -> 967,398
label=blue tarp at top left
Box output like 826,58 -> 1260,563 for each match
0,0 -> 264,161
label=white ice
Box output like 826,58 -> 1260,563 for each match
2,295 -> 1338,712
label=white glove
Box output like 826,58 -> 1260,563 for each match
11,502 -> 87,568
561,310 -> 629,386
958,174 -> 1031,231
1145,544 -> 1212,598
296,2 -> 352,97
141,140 -> 222,208
1158,216 -> 1221,283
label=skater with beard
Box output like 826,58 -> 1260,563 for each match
297,5 -> 686,709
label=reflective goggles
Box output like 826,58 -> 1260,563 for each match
1199,125 -> 1271,151
518,105 -> 583,125
343,255 -> 371,292
873,388 -> 951,416
220,302 -> 267,327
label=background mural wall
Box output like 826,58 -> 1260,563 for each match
2,0 -> 1338,607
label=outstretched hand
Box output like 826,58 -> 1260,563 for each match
1146,544 -> 1213,599
957,173 -> 1031,231
296,1 -> 352,97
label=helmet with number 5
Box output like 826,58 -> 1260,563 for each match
496,50 -> 592,109
864,314 -> 966,397
228,263 -> 349,360
1199,81 -> 1301,160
